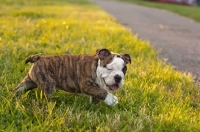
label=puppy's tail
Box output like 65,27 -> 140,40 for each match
25,54 -> 41,64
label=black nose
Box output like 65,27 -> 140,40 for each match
114,75 -> 122,83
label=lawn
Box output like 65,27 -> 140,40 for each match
120,0 -> 200,23
0,0 -> 200,131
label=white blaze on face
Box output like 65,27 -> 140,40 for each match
96,55 -> 125,91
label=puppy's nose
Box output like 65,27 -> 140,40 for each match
114,74 -> 122,83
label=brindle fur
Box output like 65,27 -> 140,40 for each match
14,54 -> 108,101
13,49 -> 130,104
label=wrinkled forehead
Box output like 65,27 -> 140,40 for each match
99,53 -> 125,67
108,54 -> 125,67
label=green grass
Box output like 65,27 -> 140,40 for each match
0,0 -> 200,131
120,0 -> 200,22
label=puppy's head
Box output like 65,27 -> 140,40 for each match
96,48 -> 131,91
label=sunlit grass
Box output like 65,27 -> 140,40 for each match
0,0 -> 200,131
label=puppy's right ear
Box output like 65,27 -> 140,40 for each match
96,48 -> 111,60
120,54 -> 131,64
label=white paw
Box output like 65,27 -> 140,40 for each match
104,93 -> 118,106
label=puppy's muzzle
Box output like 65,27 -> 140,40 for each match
114,74 -> 122,83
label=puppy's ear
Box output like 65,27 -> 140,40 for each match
96,49 -> 100,53
97,48 -> 111,60
121,54 -> 131,64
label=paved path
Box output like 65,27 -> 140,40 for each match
92,0 -> 200,78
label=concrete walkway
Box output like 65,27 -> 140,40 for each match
92,0 -> 200,78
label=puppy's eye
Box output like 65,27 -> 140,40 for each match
106,66 -> 112,70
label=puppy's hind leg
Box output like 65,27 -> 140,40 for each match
36,73 -> 56,97
13,75 -> 37,93
38,81 -> 56,97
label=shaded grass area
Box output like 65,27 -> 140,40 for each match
0,0 -> 200,131
120,0 -> 200,22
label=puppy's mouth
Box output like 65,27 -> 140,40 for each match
108,84 -> 119,91
102,78 -> 120,91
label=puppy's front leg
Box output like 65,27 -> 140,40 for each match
90,96 -> 101,104
81,80 -> 118,106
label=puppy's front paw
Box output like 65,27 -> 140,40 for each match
104,93 -> 118,106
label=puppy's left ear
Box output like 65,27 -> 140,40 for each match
121,54 -> 131,64
97,48 -> 111,60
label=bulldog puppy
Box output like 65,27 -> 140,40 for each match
13,49 -> 131,106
